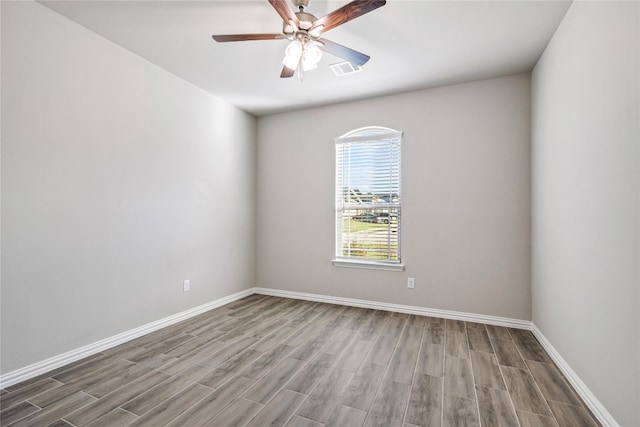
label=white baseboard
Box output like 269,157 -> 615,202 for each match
0,288 -> 254,388
530,324 -> 618,426
254,287 -> 617,426
0,286 -> 617,427
252,287 -> 531,329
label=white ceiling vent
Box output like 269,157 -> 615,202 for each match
330,61 -> 363,76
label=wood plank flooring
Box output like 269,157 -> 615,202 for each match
1,295 -> 600,426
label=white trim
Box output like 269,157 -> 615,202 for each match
0,288 -> 253,388
335,131 -> 403,144
336,127 -> 402,143
255,287 -> 616,425
530,324 -> 619,427
252,287 -> 530,329
332,259 -> 405,272
0,285 -> 618,427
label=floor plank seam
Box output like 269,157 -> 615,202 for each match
508,327 -> 562,427
490,333 -> 524,427
362,330 -> 397,424
465,325 -> 483,427
401,319 -> 424,427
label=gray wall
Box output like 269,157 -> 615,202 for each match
257,74 -> 532,320
7,3 -> 636,422
531,2 -> 639,425
1,1 -> 256,374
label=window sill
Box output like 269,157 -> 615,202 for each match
332,259 -> 405,272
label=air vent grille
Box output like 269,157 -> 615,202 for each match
330,61 -> 363,76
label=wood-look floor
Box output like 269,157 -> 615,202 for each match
1,295 -> 600,427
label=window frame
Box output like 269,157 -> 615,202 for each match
332,126 -> 404,271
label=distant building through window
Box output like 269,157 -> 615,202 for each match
333,127 -> 403,271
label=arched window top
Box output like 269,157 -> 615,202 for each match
339,126 -> 400,138
336,126 -> 402,144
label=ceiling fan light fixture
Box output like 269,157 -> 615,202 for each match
286,39 -> 303,55
301,59 -> 318,71
212,0 -> 387,79
284,39 -> 303,65
301,40 -> 322,70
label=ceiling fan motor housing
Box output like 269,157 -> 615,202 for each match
283,10 -> 318,33
296,12 -> 318,29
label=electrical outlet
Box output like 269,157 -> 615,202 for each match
407,277 -> 415,289
183,280 -> 190,292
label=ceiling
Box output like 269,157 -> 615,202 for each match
39,0 -> 571,116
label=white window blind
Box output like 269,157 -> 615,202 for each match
334,127 -> 402,268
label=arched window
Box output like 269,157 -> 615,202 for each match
333,127 -> 403,270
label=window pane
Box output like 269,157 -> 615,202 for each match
335,127 -> 402,264
339,208 -> 400,261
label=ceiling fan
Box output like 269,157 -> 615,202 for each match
212,0 -> 386,78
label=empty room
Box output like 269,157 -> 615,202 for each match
1,0 -> 638,426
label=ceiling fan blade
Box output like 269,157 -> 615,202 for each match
280,65 -> 296,78
268,0 -> 300,27
317,38 -> 370,66
310,0 -> 386,34
212,34 -> 285,42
